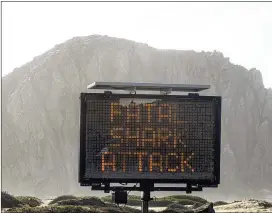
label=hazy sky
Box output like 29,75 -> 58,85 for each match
2,2 -> 272,88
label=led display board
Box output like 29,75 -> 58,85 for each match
79,93 -> 221,185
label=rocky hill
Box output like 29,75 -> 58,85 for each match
2,35 -> 272,199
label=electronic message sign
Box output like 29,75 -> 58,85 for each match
79,93 -> 221,185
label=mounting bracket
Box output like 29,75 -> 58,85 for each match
91,182 -> 203,213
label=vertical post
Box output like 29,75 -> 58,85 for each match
141,190 -> 150,213
140,181 -> 154,213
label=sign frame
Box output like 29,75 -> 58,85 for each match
79,92 -> 221,186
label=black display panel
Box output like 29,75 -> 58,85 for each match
79,93 -> 221,185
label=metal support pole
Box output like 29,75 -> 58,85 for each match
140,181 -> 154,213
141,190 -> 151,213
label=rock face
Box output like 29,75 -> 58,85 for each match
2,35 -> 272,198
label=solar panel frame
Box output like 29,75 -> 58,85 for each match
87,82 -> 210,93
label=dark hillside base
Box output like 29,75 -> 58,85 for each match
2,193 -> 206,209
5,205 -> 210,213
159,195 -> 207,204
6,206 -> 151,213
5,204 -> 212,213
16,196 -> 43,207
1,191 -> 23,208
4,192 -> 272,213
6,206 -> 97,213
213,201 -> 229,206
48,195 -> 77,205
53,196 -> 107,207
52,198 -> 180,208
101,194 -> 207,207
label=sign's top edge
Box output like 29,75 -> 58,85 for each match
87,82 -> 210,92
81,93 -> 222,100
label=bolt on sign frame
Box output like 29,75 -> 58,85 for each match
79,82 -> 221,188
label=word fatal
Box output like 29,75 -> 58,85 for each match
110,102 -> 189,123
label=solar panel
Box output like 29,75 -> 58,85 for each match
87,82 -> 210,93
